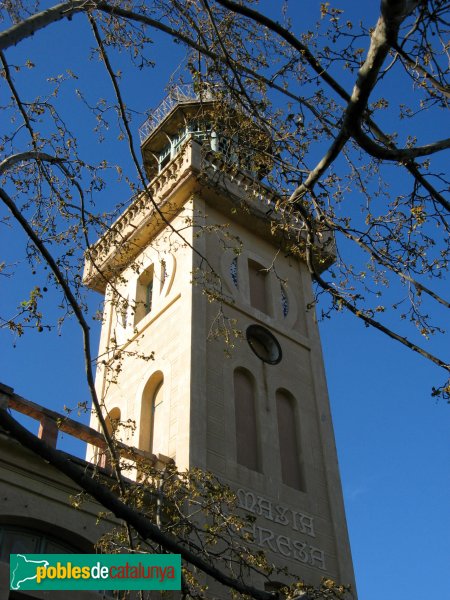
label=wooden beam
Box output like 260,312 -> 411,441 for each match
0,382 -> 172,467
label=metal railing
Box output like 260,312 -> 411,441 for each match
139,84 -> 204,144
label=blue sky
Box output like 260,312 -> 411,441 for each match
0,2 -> 448,599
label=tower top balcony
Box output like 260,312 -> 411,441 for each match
139,84 -> 272,182
139,84 -> 212,144
139,84 -> 216,181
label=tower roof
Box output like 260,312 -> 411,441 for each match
139,84 -> 215,181
139,84 -> 211,144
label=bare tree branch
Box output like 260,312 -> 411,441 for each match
214,0 -> 351,102
0,0 -> 93,50
295,203 -> 450,373
214,0 -> 448,212
353,128 -> 450,161
0,185 -> 129,494
0,151 -> 66,176
392,41 -> 450,98
316,211 -> 450,309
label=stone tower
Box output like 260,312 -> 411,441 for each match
83,86 -> 355,593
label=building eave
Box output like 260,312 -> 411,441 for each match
83,140 -> 335,293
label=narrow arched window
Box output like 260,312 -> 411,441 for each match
150,380 -> 164,456
248,259 -> 269,314
134,265 -> 154,325
234,369 -> 259,471
276,390 -> 305,491
139,372 -> 167,457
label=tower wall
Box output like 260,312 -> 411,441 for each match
84,133 -> 355,593
87,205 -> 196,470
189,198 -> 354,588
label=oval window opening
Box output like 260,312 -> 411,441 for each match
246,324 -> 282,365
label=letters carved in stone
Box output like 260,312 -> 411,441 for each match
236,488 -> 326,571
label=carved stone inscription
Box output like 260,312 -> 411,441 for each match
237,488 -> 326,571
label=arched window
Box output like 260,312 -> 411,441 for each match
139,372 -> 167,457
150,380 -> 164,456
248,259 -> 269,314
276,389 -> 305,491
233,369 -> 259,471
0,522 -> 92,559
134,265 -> 154,325
2,521 -> 115,597
105,407 -> 121,436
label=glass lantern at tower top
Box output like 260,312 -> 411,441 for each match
139,84 -> 272,182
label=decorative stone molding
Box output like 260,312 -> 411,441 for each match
83,139 -> 334,292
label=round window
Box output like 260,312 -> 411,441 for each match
246,324 -> 282,365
